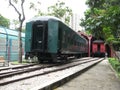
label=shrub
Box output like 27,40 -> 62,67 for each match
108,58 -> 120,78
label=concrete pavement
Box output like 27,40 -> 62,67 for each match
55,59 -> 120,90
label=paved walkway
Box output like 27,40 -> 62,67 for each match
55,59 -> 120,90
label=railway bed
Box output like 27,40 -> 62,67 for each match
0,63 -> 38,71
0,57 -> 104,90
0,57 -> 92,78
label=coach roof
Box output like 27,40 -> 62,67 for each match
28,16 -> 61,22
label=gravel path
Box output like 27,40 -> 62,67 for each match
55,59 -> 120,90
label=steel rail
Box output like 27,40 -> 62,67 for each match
0,58 -> 104,86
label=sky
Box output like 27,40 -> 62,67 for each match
0,0 -> 88,21
0,0 -> 88,30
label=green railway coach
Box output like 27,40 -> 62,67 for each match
25,16 -> 88,63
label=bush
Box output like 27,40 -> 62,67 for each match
108,58 -> 119,68
108,58 -> 120,78
116,66 -> 120,72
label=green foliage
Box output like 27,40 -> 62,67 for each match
0,14 -> 10,28
80,0 -> 120,49
108,58 -> 120,78
103,5 -> 120,46
29,2 -> 35,9
102,27 -> 114,43
30,1 -> 72,25
13,0 -> 18,4
10,59 -> 35,65
86,0 -> 105,9
47,0 -> 72,25
29,1 -> 47,16
80,8 -> 105,39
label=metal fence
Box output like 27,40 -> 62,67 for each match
0,26 -> 25,61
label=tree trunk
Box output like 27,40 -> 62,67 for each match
18,24 -> 23,63
18,30 -> 22,63
8,0 -> 25,63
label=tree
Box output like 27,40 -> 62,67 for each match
31,1 -> 72,25
47,0 -> 72,25
29,1 -> 44,16
12,19 -> 19,29
8,0 -> 25,63
86,0 -> 105,9
103,5 -> 120,50
0,14 -> 10,28
8,0 -> 43,63
80,0 -> 120,47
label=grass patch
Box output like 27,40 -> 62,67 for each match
10,59 -> 38,65
118,73 -> 120,77
108,58 -> 120,78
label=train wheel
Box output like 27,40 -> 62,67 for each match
75,54 -> 81,58
39,59 -> 44,63
51,54 -> 57,62
31,56 -> 38,63
38,56 -> 44,63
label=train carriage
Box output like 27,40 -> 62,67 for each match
25,16 -> 88,63
92,40 -> 106,57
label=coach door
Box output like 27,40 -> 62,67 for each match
31,21 -> 45,52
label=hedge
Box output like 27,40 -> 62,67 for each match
108,58 -> 120,78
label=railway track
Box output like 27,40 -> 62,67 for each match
0,57 -> 104,87
0,57 -> 91,78
0,64 -> 55,79
0,63 -> 38,71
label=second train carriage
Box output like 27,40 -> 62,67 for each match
92,40 -> 106,57
25,16 -> 88,62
